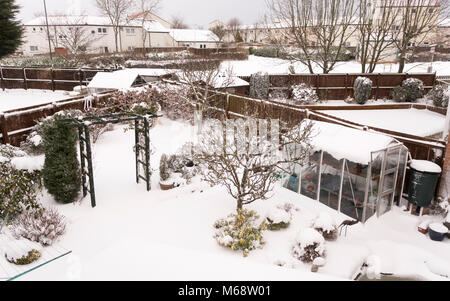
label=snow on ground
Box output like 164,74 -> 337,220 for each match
221,55 -> 450,77
0,89 -> 72,112
9,117 -> 450,281
322,108 -> 446,137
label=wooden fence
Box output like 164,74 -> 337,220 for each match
238,73 -> 437,100
0,91 -> 114,146
0,67 -> 114,91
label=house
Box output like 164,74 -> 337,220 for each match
144,28 -> 221,49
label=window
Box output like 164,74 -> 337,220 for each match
429,8 -> 434,14
126,28 -> 135,35
30,46 -> 38,51
98,28 -> 107,34
91,30 -> 95,34
32,27 -> 36,32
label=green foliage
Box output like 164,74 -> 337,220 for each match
0,56 -> 78,68
251,46 -> 279,58
354,77 -> 373,105
427,85 -> 449,108
5,249 -> 41,265
402,78 -> 424,102
266,218 -> 290,231
214,209 -> 267,257
250,72 -> 270,99
391,86 -> 408,102
0,145 -> 42,219
0,0 -> 24,59
42,112 -> 82,204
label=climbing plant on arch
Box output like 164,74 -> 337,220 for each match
63,112 -> 159,208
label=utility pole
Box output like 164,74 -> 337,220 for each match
43,0 -> 54,66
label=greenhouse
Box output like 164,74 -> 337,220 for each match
283,121 -> 410,223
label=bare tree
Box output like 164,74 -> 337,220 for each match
178,59 -> 234,114
51,16 -> 101,62
267,0 -> 358,74
393,0 -> 442,73
136,0 -> 161,54
171,16 -> 189,29
95,0 -> 134,52
357,0 -> 401,73
210,24 -> 227,50
193,118 -> 314,210
228,17 -> 243,42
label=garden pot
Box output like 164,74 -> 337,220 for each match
159,181 -> 174,191
418,226 -> 428,235
428,223 -> 448,242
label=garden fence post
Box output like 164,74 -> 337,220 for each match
23,68 -> 27,90
376,73 -> 380,100
0,65 -> 4,91
0,113 -> 9,145
51,68 -> 55,91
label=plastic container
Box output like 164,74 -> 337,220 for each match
408,160 -> 442,208
428,223 -> 448,242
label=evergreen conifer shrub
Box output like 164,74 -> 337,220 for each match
354,77 -> 372,105
250,72 -> 270,99
0,0 -> 24,59
42,112 -> 81,204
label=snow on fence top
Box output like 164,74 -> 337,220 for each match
410,160 -> 442,174
310,120 -> 398,165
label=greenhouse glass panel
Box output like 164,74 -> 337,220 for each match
319,152 -> 344,212
300,150 -> 321,200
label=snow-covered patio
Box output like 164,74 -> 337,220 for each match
4,117 -> 448,281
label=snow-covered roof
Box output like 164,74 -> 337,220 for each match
169,29 -> 219,43
213,76 -> 249,88
310,120 -> 398,165
143,20 -> 170,33
24,15 -> 138,27
88,70 -> 146,90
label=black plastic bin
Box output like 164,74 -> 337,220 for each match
408,160 -> 442,208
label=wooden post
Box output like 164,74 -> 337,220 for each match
51,68 -> 55,91
79,69 -> 83,88
0,65 -> 4,91
0,113 -> 9,145
23,68 -> 27,90
376,73 -> 380,100
225,93 -> 230,119
316,74 -> 320,99
345,73 -> 349,99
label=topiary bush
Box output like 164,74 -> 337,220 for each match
290,83 -> 320,105
159,154 -> 171,182
427,85 -> 449,108
214,209 -> 267,257
292,228 -> 326,263
392,86 -> 408,102
312,212 -> 338,241
402,78 -> 424,102
354,77 -> 373,105
265,207 -> 292,231
250,72 -> 270,99
0,145 -> 42,219
42,111 -> 82,204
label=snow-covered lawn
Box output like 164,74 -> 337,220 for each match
321,108 -> 446,137
0,89 -> 72,112
221,55 -> 450,77
5,117 -> 450,281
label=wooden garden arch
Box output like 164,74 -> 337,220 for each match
64,112 -> 159,208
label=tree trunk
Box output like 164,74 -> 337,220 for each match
237,198 -> 243,210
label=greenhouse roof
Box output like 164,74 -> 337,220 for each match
310,121 -> 398,165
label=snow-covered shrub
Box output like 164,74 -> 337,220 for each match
427,85 -> 449,108
42,111 -> 82,204
250,72 -> 270,99
266,207 -> 292,231
150,82 -> 194,123
402,78 -> 424,102
292,228 -> 326,263
290,83 -> 319,105
213,209 -> 267,257
159,154 -> 171,182
20,131 -> 45,156
252,47 -> 279,58
5,249 -> 41,265
312,212 -> 338,241
11,207 -> 66,246
354,77 -> 372,105
391,86 -> 408,102
0,145 -> 42,219
269,89 -> 289,101
276,202 -> 301,214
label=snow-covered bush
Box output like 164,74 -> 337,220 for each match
5,249 -> 41,265
312,212 -> 338,241
252,47 -> 279,58
20,131 -> 45,156
42,111 -> 82,204
159,154 -> 171,182
392,86 -> 408,102
292,228 -> 326,263
290,84 -> 320,105
427,85 -> 449,108
250,72 -> 270,99
11,207 -> 66,246
266,207 -> 292,231
354,77 -> 372,105
150,82 -> 194,123
0,145 -> 42,219
402,78 -> 424,102
269,89 -> 289,101
213,209 -> 267,257
276,202 -> 301,214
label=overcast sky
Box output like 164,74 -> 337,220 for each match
16,0 -> 268,27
